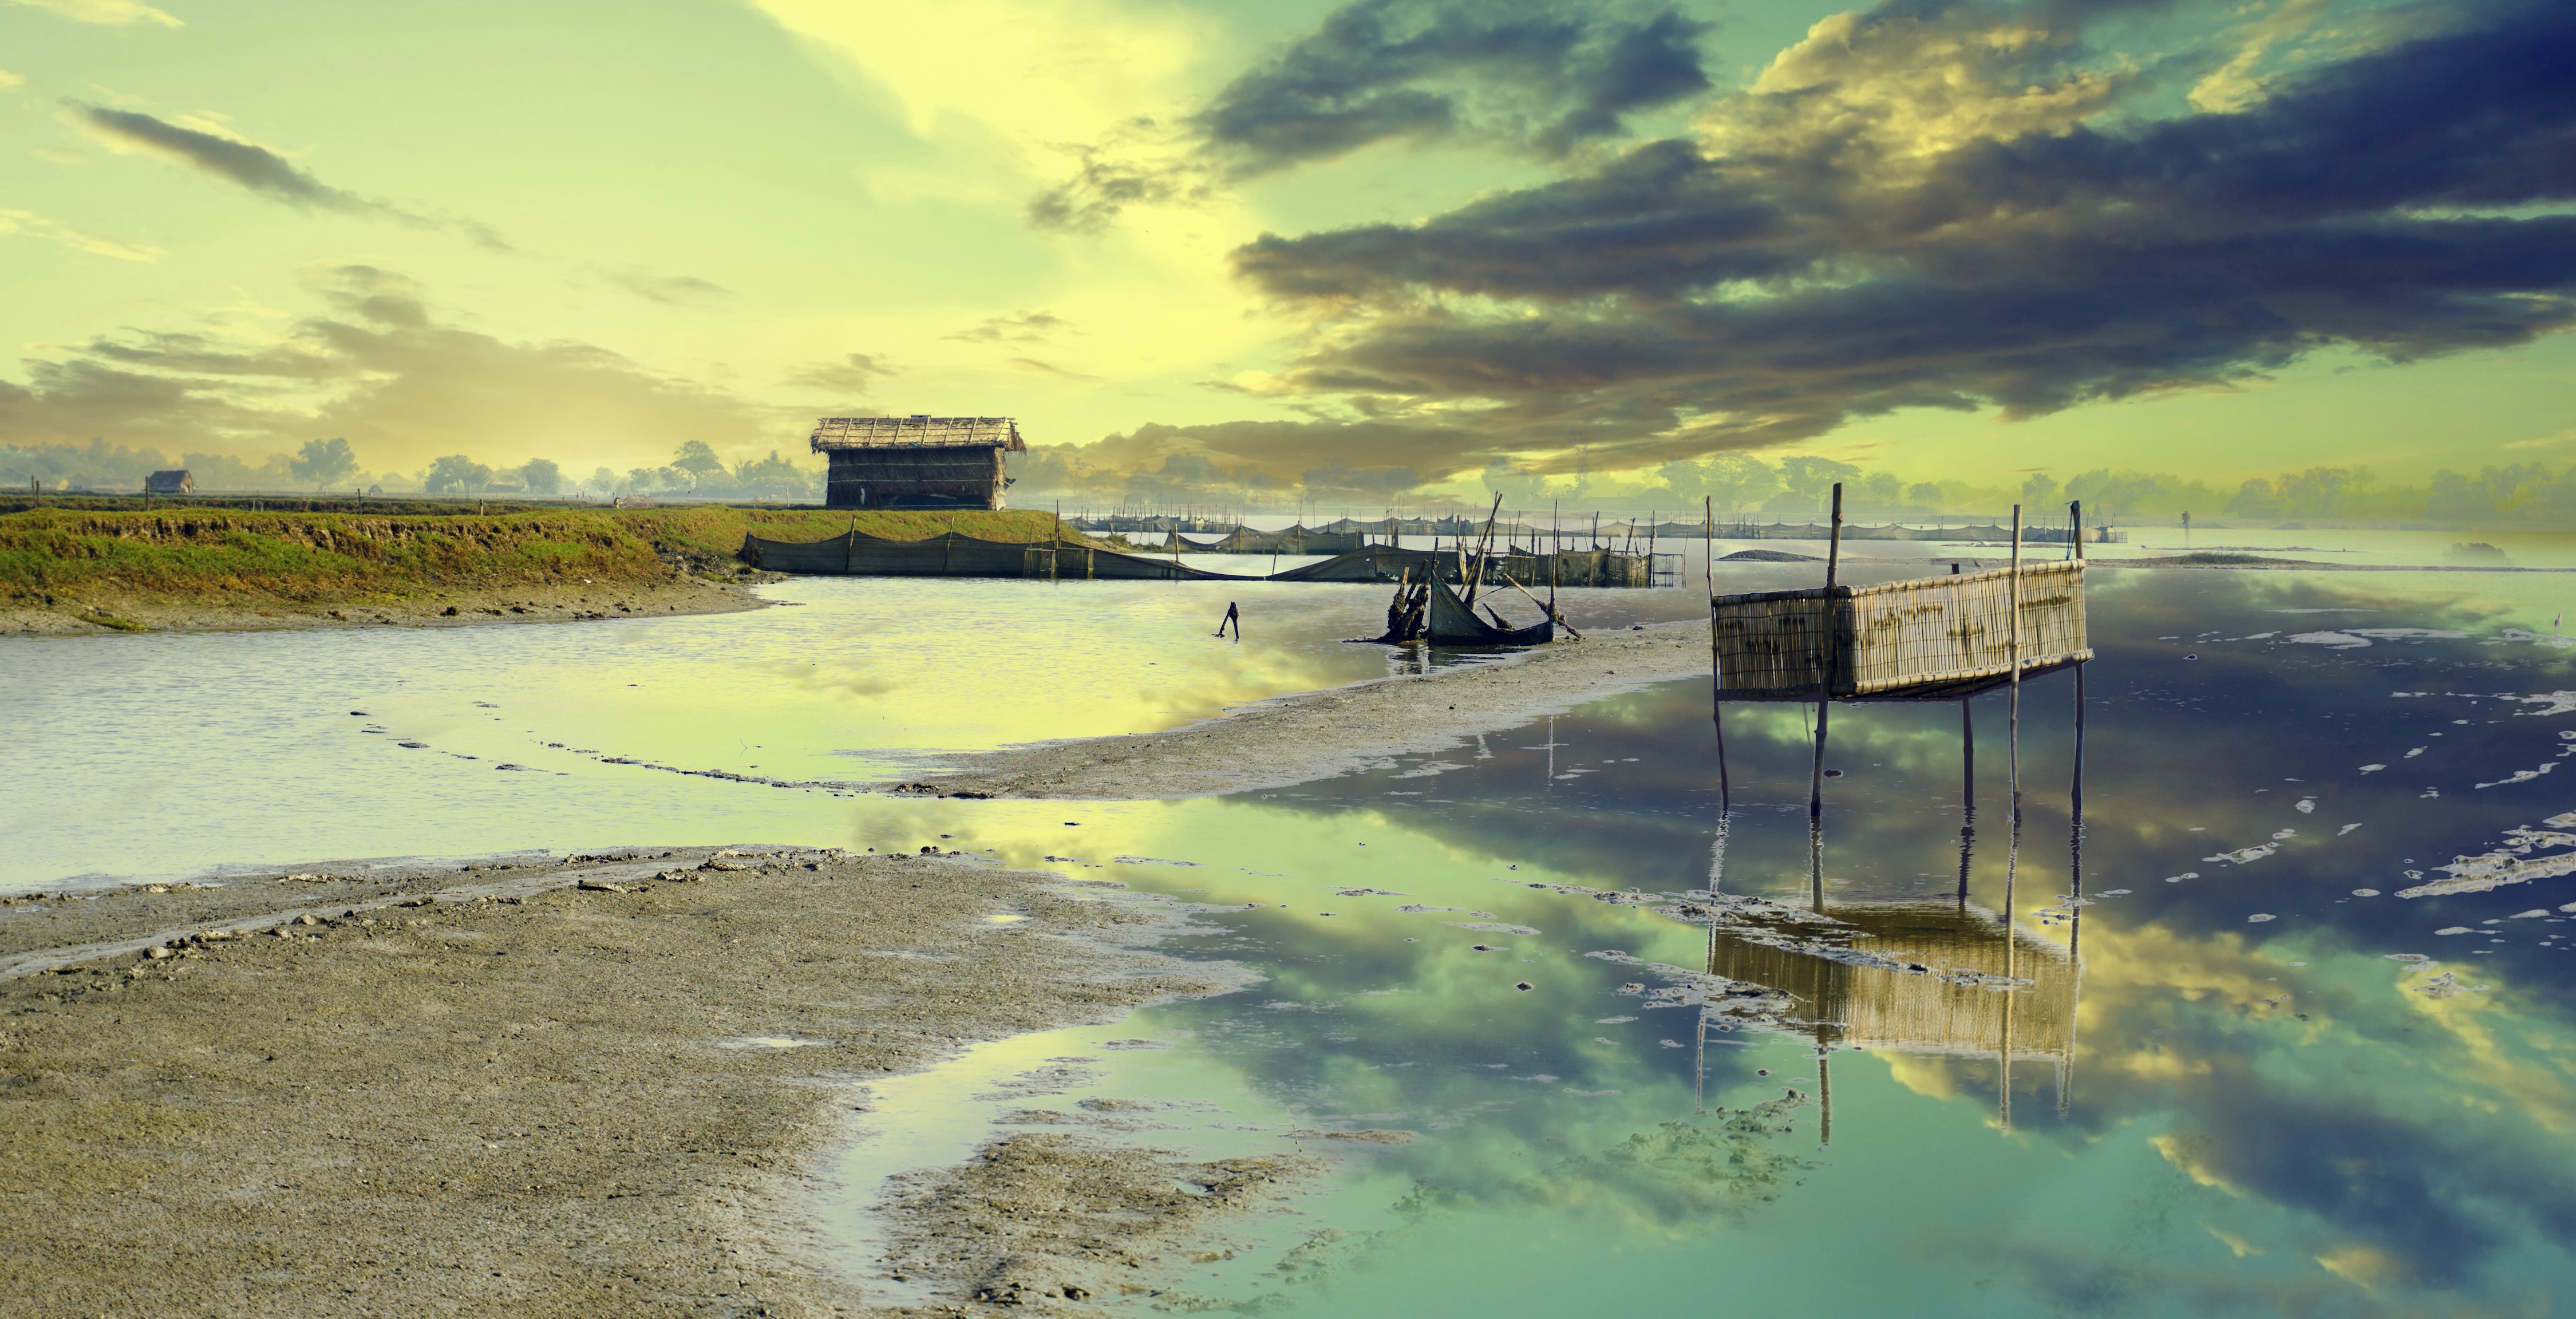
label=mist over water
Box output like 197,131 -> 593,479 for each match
10,531 -> 2576,1313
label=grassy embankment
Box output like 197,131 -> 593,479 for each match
0,506 -> 1088,631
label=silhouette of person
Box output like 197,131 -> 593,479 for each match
1215,601 -> 1240,639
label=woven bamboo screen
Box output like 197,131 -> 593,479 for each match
1705,905 -> 2077,1060
1712,562 -> 2089,698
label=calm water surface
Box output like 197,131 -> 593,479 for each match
9,535 -> 2576,1314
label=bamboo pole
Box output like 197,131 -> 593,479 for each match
2009,504 -> 2022,832
1809,481 -> 1843,911
2064,624 -> 2086,1118
1497,570 -> 1579,640
1957,699 -> 1975,907
1462,492 -> 1503,609
1551,500 -> 1560,592
2003,568 -> 2025,1139
2069,499 -> 2086,959
2004,503 -> 2023,959
1817,1029 -> 1833,1148
1707,495 -> 1726,811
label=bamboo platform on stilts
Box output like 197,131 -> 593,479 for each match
1699,489 -> 2097,1140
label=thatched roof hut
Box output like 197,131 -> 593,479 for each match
809,415 -> 1026,510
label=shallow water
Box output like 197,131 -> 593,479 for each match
11,534 -> 2576,1313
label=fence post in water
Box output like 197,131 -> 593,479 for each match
2008,504 -> 2022,830
1551,501 -> 1561,591
1958,700 -> 1975,906
1808,481 -> 1844,910
1817,1029 -> 1834,1148
846,517 -> 856,575
1707,496 -> 1728,812
1703,496 -> 1714,594
2069,500 -> 2086,958
2064,631 -> 2087,1120
2003,503 -> 2024,939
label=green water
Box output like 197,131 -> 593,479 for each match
10,539 -> 2576,1313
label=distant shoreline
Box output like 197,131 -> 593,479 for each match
0,504 -> 1078,635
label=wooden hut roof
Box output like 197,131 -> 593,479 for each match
809,415 -> 1026,452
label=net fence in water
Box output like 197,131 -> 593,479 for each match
741,530 -> 1254,580
745,532 -> 1655,587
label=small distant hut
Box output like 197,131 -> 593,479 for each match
145,469 -> 194,495
809,415 -> 1025,510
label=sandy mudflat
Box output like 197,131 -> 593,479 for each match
900,619 -> 1715,800
0,848 -> 1315,1317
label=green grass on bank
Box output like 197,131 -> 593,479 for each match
0,506 -> 1091,602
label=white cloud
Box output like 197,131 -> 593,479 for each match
7,0 -> 182,27
752,0 -> 1217,161
745,0 -> 1281,405
0,207 -> 164,262
2188,0 -> 2336,113
1719,8 -> 2136,166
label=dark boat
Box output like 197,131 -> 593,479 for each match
1425,579 -> 1554,646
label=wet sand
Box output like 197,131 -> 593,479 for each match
1,619 -> 1726,1314
0,848 -> 1311,1316
903,619 -> 1716,800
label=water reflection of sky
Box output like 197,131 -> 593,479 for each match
9,544 -> 2576,1313
1101,566 -> 2576,1314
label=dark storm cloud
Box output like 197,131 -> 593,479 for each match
1025,142 -> 1216,234
72,104 -> 364,208
597,266 -> 730,305
947,311 -> 1067,344
1027,0 -> 1708,231
1199,0 -> 1708,174
70,103 -> 512,250
1227,0 -> 2576,461
0,264 -> 776,461
785,353 -> 898,396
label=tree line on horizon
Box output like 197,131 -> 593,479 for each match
0,439 -> 824,502
1010,449 -> 2576,527
7,435 -> 2573,527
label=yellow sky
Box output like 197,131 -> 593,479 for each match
0,0 -> 2567,490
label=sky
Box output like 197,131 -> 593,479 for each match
0,0 -> 2570,495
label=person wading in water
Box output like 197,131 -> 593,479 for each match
1214,601 -> 1240,639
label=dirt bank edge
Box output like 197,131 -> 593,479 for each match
0,846 -> 1265,1317
900,619 -> 1714,800
0,572 -> 779,635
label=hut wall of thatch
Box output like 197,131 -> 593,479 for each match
821,446 -> 1008,510
810,416 -> 1027,511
